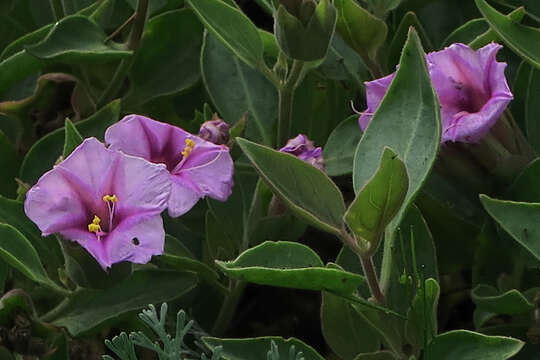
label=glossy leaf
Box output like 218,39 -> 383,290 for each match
62,118 -> 83,158
352,28 -> 441,234
126,9 -> 203,105
203,336 -> 325,360
425,330 -> 524,360
237,138 -> 346,235
20,100 -> 120,184
405,278 -> 440,352
52,270 -> 198,336
321,291 -> 380,359
469,8 -> 525,50
187,0 -> 263,68
216,241 -> 365,295
476,0 -> 540,69
480,194 -> 540,261
202,33 -> 277,145
334,0 -> 387,61
26,15 -> 131,63
388,11 -> 433,69
471,284 -> 534,315
0,223 -> 59,290
323,115 -> 362,176
345,147 -> 408,250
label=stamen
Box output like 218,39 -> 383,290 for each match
88,215 -> 102,233
103,194 -> 118,231
181,138 -> 195,158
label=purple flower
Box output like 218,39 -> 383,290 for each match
279,134 -> 325,171
24,138 -> 171,269
199,114 -> 231,145
105,115 -> 234,218
358,43 -> 513,143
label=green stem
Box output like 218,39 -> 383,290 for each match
359,255 -> 386,304
40,297 -> 71,322
277,60 -> 304,147
211,280 -> 247,336
96,0 -> 149,108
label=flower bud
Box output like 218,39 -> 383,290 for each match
198,114 -> 231,145
279,134 -> 324,171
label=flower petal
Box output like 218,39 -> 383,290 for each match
105,115 -> 188,171
167,177 -> 200,217
359,73 -> 395,131
104,213 -> 165,267
172,144 -> 234,202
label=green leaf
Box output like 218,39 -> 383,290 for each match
353,351 -> 396,360
475,0 -> 540,69
62,118 -> 83,158
0,24 -> 53,61
480,194 -> 540,262
203,336 -> 325,360
425,330 -> 524,360
519,66 -> 540,153
352,28 -> 440,234
0,130 -> 21,197
0,50 -> 44,99
216,241 -> 365,295
469,7 -> 525,50
507,158 -> 540,202
201,33 -> 277,146
382,205 -> 439,316
274,0 -> 337,61
51,269 -> 197,336
345,147 -> 408,251
323,115 -> 362,176
442,18 -> 489,47
20,100 -> 121,184
125,9 -> 203,105
26,15 -> 131,63
236,138 -> 346,235
388,12 -> 433,69
0,223 -> 59,290
405,278 -> 440,352
471,284 -> 534,315
186,0 -> 263,68
321,291 -> 381,359
334,0 -> 387,61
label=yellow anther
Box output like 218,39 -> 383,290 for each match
181,138 -> 195,158
102,194 -> 118,203
88,215 -> 102,233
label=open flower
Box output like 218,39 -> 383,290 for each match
105,115 -> 234,217
24,138 -> 171,269
279,134 -> 324,171
358,43 -> 513,143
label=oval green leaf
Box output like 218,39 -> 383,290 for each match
26,15 -> 131,63
187,0 -> 263,68
472,284 -> 534,315
125,9 -> 203,105
216,241 -> 364,295
345,147 -> 408,251
480,194 -> 540,262
323,115 -> 363,176
425,330 -> 524,360
52,269 -> 198,336
203,336 -> 325,360
202,33 -> 277,146
352,28 -> 441,234
475,0 -> 540,69
236,138 -> 346,235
